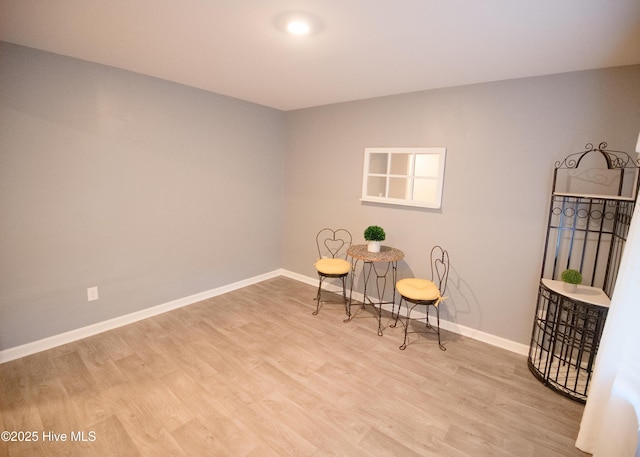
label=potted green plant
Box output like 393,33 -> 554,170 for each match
364,225 -> 385,253
561,269 -> 582,293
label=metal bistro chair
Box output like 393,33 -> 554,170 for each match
393,245 -> 449,350
313,228 -> 353,316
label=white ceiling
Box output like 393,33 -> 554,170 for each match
1,0 -> 640,111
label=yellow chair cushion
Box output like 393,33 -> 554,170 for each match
397,278 -> 441,302
315,258 -> 351,275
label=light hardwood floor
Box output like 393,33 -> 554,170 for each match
0,276 -> 589,456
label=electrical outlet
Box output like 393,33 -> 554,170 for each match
87,286 -> 99,302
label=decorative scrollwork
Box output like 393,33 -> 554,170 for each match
551,204 -> 616,222
555,142 -> 640,170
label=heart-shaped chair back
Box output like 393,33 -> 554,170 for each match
430,246 -> 450,295
316,228 -> 352,260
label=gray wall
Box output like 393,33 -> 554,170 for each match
2,41 -> 639,351
0,43 -> 286,349
283,65 -> 640,344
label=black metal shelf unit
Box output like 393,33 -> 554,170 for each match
528,142 -> 639,403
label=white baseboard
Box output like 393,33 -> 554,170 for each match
0,270 -> 283,364
280,270 -> 529,356
0,269 -> 528,364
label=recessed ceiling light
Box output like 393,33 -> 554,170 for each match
275,12 -> 322,36
287,20 -> 311,35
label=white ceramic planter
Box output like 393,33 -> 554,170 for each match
563,282 -> 578,293
367,241 -> 381,253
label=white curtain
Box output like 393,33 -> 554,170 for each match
576,203 -> 640,456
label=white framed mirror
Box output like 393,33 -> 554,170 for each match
361,147 -> 446,208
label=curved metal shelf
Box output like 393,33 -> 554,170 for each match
528,280 -> 609,403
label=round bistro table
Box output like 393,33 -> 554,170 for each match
346,245 -> 405,336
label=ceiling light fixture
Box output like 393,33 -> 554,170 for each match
287,20 -> 311,35
275,12 -> 322,36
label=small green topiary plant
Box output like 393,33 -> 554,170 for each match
561,269 -> 583,285
364,225 -> 386,242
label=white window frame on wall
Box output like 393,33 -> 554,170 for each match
361,147 -> 447,209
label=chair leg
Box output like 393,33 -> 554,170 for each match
313,275 -> 323,315
315,274 -> 352,317
399,301 -> 410,350
341,275 -> 350,317
436,305 -> 446,351
399,302 -> 446,351
344,273 -> 354,322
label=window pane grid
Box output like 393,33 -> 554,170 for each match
362,147 -> 446,208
